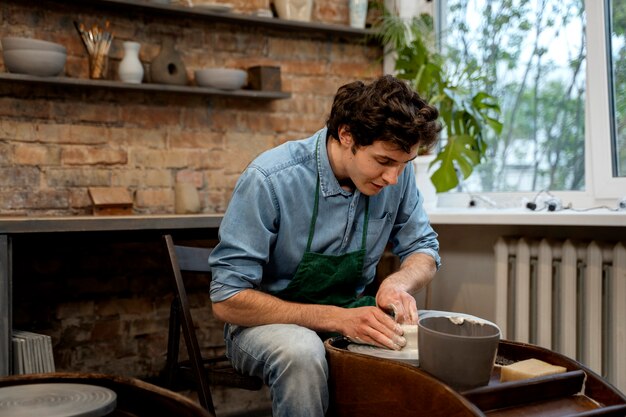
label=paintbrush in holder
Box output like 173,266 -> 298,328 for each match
74,20 -> 113,79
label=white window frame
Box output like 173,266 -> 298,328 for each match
586,0 -> 626,200
389,0 -> 626,209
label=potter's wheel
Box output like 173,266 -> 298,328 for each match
347,344 -> 419,366
0,383 -> 117,417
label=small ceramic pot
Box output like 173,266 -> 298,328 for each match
272,0 -> 313,22
349,0 -> 368,29
118,41 -> 143,84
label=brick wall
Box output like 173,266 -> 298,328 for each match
0,0 -> 382,216
2,0 -> 383,412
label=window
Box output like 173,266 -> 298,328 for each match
607,0 -> 626,178
431,0 -> 626,204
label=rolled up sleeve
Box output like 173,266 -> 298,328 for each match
389,170 -> 441,270
209,167 -> 278,302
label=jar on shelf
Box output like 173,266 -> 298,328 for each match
118,41 -> 144,84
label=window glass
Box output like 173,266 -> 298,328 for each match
439,0 -> 587,192
608,0 -> 626,177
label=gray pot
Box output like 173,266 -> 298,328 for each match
418,315 -> 500,391
150,38 -> 187,85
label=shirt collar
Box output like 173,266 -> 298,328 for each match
316,128 -> 356,198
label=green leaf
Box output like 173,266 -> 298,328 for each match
430,134 -> 484,192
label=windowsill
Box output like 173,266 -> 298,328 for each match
0,208 -> 623,233
427,207 -> 626,227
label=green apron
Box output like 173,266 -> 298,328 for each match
273,139 -> 376,309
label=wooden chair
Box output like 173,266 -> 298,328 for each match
161,234 -> 263,416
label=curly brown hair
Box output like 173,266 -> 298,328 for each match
326,75 -> 442,154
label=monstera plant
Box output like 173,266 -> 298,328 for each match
375,13 -> 503,193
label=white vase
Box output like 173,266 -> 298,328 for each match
118,41 -> 144,84
413,154 -> 438,210
272,0 -> 313,22
349,0 -> 368,29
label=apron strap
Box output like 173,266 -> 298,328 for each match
307,136 -> 370,253
305,180 -> 320,252
361,197 -> 369,248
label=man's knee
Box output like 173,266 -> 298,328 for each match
269,329 -> 327,377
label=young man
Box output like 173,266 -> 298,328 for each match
209,74 -> 442,416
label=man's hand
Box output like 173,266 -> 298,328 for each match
376,284 -> 418,325
338,306 -> 406,350
375,252 -> 437,324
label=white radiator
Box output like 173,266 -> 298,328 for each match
494,237 -> 626,393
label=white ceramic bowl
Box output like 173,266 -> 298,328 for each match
1,37 -> 66,53
3,49 -> 66,77
194,68 -> 247,90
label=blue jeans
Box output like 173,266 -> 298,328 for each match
224,323 -> 329,417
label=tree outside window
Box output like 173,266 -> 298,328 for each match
439,0 -> 587,193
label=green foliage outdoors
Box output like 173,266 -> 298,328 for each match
442,0 -> 587,192
374,12 -> 503,193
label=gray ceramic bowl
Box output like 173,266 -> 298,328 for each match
418,315 -> 500,391
194,68 -> 247,90
3,49 -> 66,77
1,37 -> 66,53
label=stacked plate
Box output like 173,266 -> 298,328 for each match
12,330 -> 55,374
1,36 -> 67,77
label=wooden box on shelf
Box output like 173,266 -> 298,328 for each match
88,187 -> 133,215
247,66 -> 282,91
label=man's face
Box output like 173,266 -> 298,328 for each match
347,140 -> 419,196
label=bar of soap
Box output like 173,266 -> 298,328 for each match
500,358 -> 566,382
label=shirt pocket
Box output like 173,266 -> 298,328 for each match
360,211 -> 392,263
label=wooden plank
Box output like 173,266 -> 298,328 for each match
0,214 -> 223,234
566,405 -> 626,416
74,0 -> 376,38
462,370 -> 585,411
485,396 -> 602,417
0,73 -> 292,99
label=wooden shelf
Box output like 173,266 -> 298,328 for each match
52,0 -> 377,39
0,73 -> 292,99
3,0 -> 378,99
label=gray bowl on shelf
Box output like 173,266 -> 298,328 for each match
194,68 -> 247,90
2,49 -> 66,77
1,36 -> 66,53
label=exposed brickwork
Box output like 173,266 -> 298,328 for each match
3,0 -> 383,411
0,0 -> 382,216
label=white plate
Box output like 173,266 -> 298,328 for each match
347,344 -> 419,366
0,383 -> 117,417
193,3 -> 233,12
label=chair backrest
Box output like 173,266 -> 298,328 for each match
163,234 -> 216,414
173,244 -> 214,272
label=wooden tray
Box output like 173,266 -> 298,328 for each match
325,338 -> 626,417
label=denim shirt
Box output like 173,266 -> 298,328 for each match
209,128 -> 440,303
